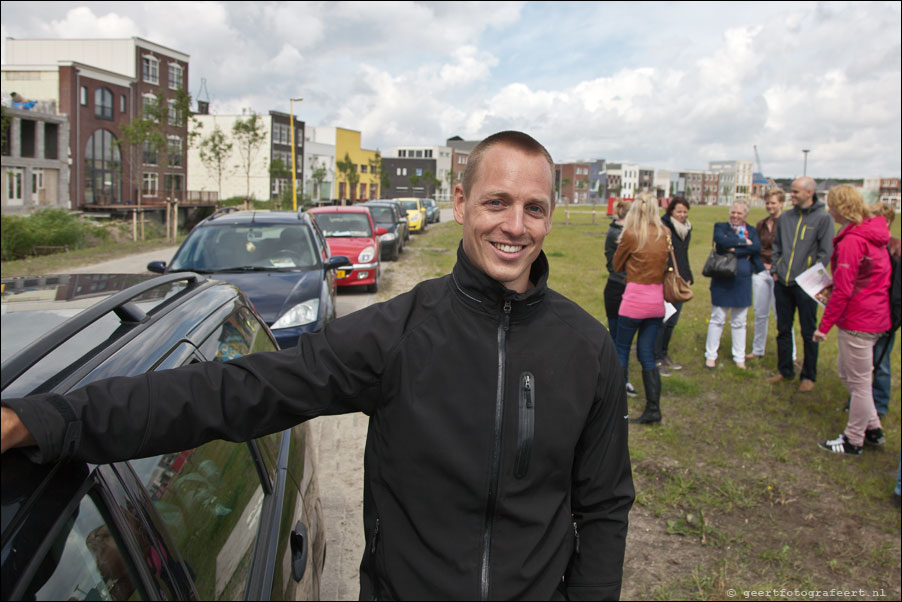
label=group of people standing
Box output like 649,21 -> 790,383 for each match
604,178 -> 900,457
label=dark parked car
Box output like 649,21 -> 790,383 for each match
147,209 -> 348,349
362,200 -> 406,261
0,272 -> 325,601
422,198 -> 440,223
374,199 -> 410,243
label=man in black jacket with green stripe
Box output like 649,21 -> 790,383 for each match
767,177 -> 834,392
2,131 -> 634,601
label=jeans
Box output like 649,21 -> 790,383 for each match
838,329 -> 882,447
774,281 -> 819,381
751,270 -> 796,359
616,315 -> 662,371
705,306 -> 749,364
654,302 -> 682,361
872,330 -> 896,416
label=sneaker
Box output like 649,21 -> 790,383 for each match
663,356 -> 683,371
657,362 -> 672,377
705,359 -> 716,369
864,428 -> 886,446
818,434 -> 863,456
625,382 -> 638,397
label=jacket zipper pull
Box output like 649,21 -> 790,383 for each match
371,518 -> 380,554
502,299 -> 512,331
572,521 -> 580,555
524,374 -> 532,407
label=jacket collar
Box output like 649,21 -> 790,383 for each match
451,242 -> 548,321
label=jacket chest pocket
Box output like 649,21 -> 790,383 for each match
514,372 -> 535,479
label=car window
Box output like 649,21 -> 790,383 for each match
128,307 -> 280,600
399,200 -> 420,212
313,213 -> 373,237
368,207 -> 393,223
170,224 -> 318,271
20,491 -> 143,601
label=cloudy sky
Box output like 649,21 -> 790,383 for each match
2,1 -> 900,178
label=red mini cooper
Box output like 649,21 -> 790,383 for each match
308,206 -> 386,293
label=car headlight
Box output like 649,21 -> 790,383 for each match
381,232 -> 397,241
358,246 -> 376,263
272,299 -> 320,329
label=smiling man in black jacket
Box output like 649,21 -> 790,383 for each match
2,131 -> 634,601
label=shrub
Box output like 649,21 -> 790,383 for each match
0,209 -> 108,260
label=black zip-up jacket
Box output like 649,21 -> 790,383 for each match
5,245 -> 635,601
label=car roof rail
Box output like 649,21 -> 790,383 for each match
1,273 -> 207,391
208,206 -> 241,220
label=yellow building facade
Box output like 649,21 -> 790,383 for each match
335,128 -> 382,202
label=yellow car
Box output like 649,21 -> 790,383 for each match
395,197 -> 427,233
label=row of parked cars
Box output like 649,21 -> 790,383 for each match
0,197 -> 443,600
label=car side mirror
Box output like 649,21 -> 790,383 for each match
324,256 -> 351,270
375,227 -> 388,236
147,261 -> 167,274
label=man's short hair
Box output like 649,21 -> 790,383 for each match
461,131 -> 555,200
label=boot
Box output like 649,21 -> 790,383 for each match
630,369 -> 661,424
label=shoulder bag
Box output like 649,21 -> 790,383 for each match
663,236 -> 694,303
702,244 -> 737,279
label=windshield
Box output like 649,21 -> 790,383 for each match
399,200 -> 420,212
313,213 -> 373,237
169,224 -> 319,271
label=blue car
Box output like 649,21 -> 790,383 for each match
148,209 -> 348,349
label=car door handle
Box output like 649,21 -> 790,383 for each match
290,521 -> 309,582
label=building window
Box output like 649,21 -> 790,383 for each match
167,99 -> 179,125
121,94 -> 127,113
143,172 -> 158,196
80,86 -> 87,106
142,94 -> 158,121
143,55 -> 159,84
32,168 -> 45,194
360,164 -> 368,173
416,168 -> 423,176
44,123 -> 59,160
143,141 -> 158,165
95,87 -> 113,120
6,168 -> 24,206
167,136 -> 182,167
84,129 -> 121,205
164,173 -> 184,193
168,63 -> 183,90
425,149 -> 432,158
399,150 -> 406,158
415,150 -> 423,158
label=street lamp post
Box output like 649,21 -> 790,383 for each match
289,97 -> 303,211
802,149 -> 810,177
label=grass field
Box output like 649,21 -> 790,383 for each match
417,204 -> 901,599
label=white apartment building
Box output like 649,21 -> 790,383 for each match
709,160 -> 753,205
304,128 -> 335,203
620,163 -> 640,199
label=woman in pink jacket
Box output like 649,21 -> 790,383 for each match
814,185 -> 891,456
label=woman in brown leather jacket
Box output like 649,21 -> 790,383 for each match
612,192 -> 670,424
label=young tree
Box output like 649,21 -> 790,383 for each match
197,124 -> 233,206
232,112 -> 268,206
336,153 -> 360,203
423,170 -> 442,199
309,157 -> 328,203
408,173 -> 421,194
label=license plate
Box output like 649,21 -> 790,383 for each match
336,269 -> 347,279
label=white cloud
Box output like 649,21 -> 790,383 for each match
47,6 -> 140,38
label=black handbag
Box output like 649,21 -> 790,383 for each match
702,247 -> 737,278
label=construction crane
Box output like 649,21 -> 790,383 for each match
753,145 -> 764,176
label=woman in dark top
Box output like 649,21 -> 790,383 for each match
604,200 -> 637,396
654,197 -> 693,375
